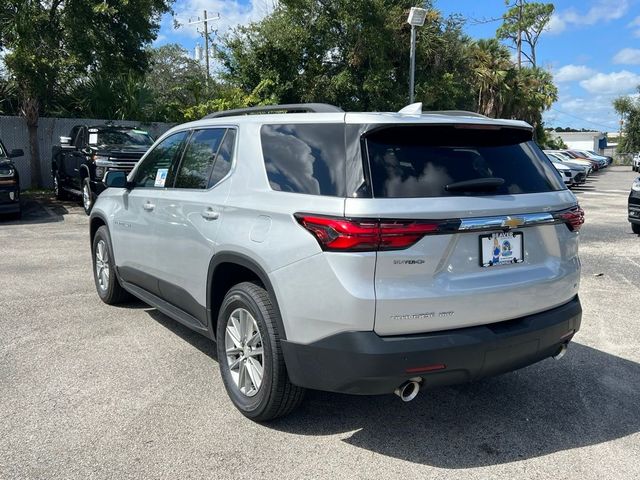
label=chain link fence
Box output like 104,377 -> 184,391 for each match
0,116 -> 174,190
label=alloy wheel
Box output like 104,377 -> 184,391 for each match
95,239 -> 110,291
225,308 -> 264,397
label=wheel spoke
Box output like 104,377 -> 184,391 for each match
247,347 -> 263,358
226,324 -> 242,349
226,346 -> 243,355
246,357 -> 263,387
247,331 -> 261,347
228,355 -> 243,370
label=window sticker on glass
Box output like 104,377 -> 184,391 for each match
154,168 -> 169,187
89,133 -> 98,145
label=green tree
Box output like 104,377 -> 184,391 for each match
497,1 -> 554,67
219,0 -> 475,111
501,66 -> 557,136
0,0 -> 172,187
471,39 -> 512,117
146,44 -> 209,122
613,88 -> 640,153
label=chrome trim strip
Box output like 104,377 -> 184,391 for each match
458,212 -> 558,232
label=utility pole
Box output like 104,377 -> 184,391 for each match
188,11 -> 220,82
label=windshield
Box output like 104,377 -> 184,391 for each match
89,128 -> 154,147
0,142 -> 5,158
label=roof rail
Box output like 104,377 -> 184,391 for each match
422,110 -> 489,119
203,103 -> 344,119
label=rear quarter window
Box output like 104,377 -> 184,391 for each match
260,124 -> 346,196
365,125 -> 565,198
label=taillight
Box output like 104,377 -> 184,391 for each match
295,214 -> 454,252
555,205 -> 585,232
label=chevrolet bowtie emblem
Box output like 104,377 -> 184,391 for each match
503,217 -> 525,228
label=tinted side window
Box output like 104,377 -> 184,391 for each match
365,126 -> 564,198
174,129 -> 225,189
260,124 -> 346,196
134,131 -> 188,188
209,129 -> 235,187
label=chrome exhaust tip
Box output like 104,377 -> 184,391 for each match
553,343 -> 568,361
394,380 -> 421,402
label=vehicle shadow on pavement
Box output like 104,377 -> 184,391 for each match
141,306 -> 639,468
269,343 -> 640,468
145,308 -> 218,360
1,196 -> 75,224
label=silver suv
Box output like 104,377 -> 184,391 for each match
90,103 -> 584,421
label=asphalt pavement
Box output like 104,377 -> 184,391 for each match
1,167 -> 639,479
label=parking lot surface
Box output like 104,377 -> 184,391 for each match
1,167 -> 639,480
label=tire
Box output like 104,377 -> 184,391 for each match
82,177 -> 95,215
53,172 -> 66,200
216,282 -> 305,422
92,226 -> 130,304
632,223 -> 640,235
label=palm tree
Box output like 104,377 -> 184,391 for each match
471,39 -> 512,117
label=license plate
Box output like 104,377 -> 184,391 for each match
480,232 -> 524,267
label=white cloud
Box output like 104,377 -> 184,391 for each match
628,16 -> 640,37
548,0 -> 629,35
543,92 -> 622,131
554,65 -> 595,82
546,14 -> 566,34
580,70 -> 640,95
613,48 -> 640,65
172,0 -> 276,40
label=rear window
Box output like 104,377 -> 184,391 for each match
365,125 -> 565,198
260,124 -> 346,196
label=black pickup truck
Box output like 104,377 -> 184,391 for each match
51,124 -> 154,214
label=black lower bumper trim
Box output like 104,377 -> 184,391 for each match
281,296 -> 582,395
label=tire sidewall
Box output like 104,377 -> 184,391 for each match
216,286 -> 276,418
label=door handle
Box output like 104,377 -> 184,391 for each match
143,201 -> 155,211
201,208 -> 220,220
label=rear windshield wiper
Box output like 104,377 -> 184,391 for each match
445,177 -> 505,192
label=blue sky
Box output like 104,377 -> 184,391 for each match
157,0 -> 640,131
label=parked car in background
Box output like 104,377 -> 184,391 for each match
551,161 -> 573,186
632,153 -> 640,172
89,103 -> 583,421
545,151 -> 592,176
566,150 -> 607,169
51,124 -> 154,214
629,177 -> 640,234
562,150 -> 601,171
575,150 -> 610,168
0,138 -> 24,219
587,150 -> 612,165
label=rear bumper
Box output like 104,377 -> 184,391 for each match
281,296 -> 582,395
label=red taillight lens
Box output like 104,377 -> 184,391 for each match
379,221 -> 439,249
295,214 -> 446,252
295,215 -> 379,251
556,206 -> 585,232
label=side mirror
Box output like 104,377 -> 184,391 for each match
103,170 -> 128,189
60,136 -> 72,145
9,149 -> 24,158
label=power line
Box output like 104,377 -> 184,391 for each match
548,107 -> 617,131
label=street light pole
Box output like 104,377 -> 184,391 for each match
409,24 -> 417,104
406,7 -> 428,104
